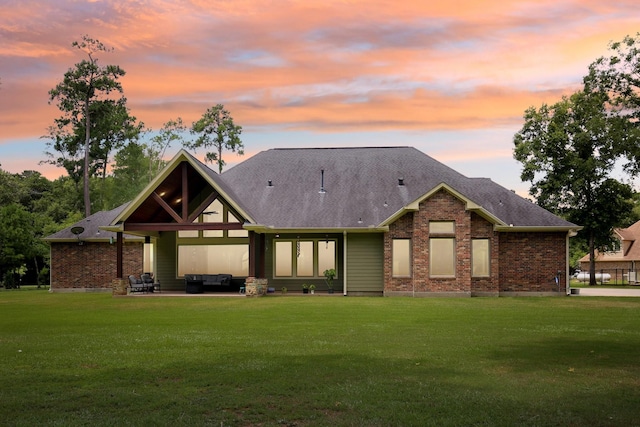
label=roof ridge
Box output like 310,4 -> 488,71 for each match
269,146 -> 412,151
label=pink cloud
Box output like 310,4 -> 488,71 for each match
1,0 -> 639,181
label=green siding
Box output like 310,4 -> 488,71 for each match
155,231 -> 182,291
346,233 -> 384,293
154,231 -> 384,293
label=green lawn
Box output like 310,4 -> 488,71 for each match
1,291 -> 639,426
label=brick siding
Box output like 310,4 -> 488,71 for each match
498,232 -> 566,292
50,242 -> 143,291
384,189 -> 567,295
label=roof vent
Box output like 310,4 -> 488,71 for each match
398,177 -> 404,186
267,180 -> 273,187
319,169 -> 326,194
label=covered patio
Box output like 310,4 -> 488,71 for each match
105,152 -> 267,294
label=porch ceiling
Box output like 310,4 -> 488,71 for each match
126,162 -> 215,224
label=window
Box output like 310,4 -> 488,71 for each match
430,221 -> 455,234
227,212 -> 249,238
176,199 -> 248,239
317,240 -> 336,275
297,241 -> 314,277
178,219 -> 199,238
275,241 -> 293,277
430,238 -> 455,276
178,245 -> 248,277
143,241 -> 154,273
472,239 -> 490,277
392,239 -> 411,277
274,239 -> 337,278
203,200 -> 224,238
429,221 -> 455,277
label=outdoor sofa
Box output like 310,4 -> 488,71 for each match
184,274 -> 232,293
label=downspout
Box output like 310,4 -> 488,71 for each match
343,231 -> 348,296
412,238 -> 415,298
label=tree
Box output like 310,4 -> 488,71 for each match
584,32 -> 640,174
0,165 -> 83,288
514,88 -> 637,285
47,35 -> 126,217
42,121 -> 85,195
44,99 -> 143,212
89,99 -> 144,210
0,168 -> 19,206
106,142 -> 152,208
189,104 -> 243,173
90,98 -> 145,180
0,204 -> 38,287
148,118 -> 187,178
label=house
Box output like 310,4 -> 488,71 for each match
45,146 -> 580,296
578,220 -> 640,283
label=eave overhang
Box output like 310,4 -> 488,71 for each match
43,236 -> 144,243
494,225 -> 583,236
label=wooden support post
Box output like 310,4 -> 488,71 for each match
249,231 -> 256,277
116,231 -> 123,279
259,234 -> 266,278
182,163 -> 189,220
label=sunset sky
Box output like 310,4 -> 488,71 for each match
1,0 -> 639,196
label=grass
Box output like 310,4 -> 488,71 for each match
1,291 -> 639,426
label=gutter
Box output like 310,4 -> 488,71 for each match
494,225 -> 583,233
244,224 -> 389,234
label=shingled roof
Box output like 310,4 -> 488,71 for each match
45,146 -> 579,239
222,146 -> 578,231
43,204 -> 143,242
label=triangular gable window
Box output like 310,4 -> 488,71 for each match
202,200 -> 224,237
178,199 -> 247,238
228,212 -> 249,238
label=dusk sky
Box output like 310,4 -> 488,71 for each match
1,1 -> 639,196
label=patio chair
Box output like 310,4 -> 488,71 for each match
141,273 -> 159,293
128,275 -> 148,293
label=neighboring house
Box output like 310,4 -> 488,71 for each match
578,220 -> 640,282
45,147 -> 580,296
